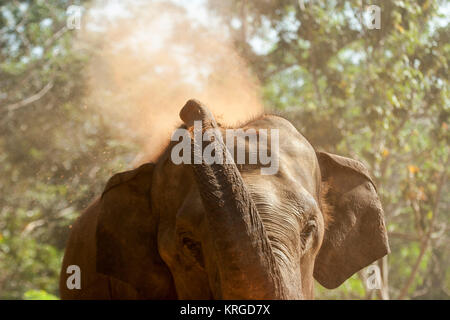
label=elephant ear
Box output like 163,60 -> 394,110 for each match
96,163 -> 175,298
314,152 -> 390,289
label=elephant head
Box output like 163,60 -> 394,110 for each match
92,99 -> 390,299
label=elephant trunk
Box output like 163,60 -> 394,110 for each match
180,99 -> 285,299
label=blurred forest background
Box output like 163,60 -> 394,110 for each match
0,0 -> 448,299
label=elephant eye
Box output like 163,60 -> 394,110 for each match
303,220 -> 317,236
182,237 -> 199,251
301,220 -> 317,250
181,236 -> 205,268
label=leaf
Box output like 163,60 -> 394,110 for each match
408,165 -> 419,174
23,290 -> 58,300
395,24 -> 405,33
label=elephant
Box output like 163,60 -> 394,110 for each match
59,99 -> 390,299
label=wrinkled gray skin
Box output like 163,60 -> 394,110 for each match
60,99 -> 390,300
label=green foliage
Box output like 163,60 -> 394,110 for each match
0,0 -> 137,299
23,289 -> 58,300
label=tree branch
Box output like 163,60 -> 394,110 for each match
3,81 -> 54,113
397,157 -> 449,299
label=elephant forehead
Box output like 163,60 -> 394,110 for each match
233,116 -> 319,192
244,174 -> 318,221
223,116 -> 315,156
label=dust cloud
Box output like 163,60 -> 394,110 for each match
79,1 -> 263,164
